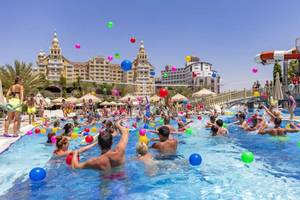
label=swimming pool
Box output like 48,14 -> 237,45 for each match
1,116 -> 300,200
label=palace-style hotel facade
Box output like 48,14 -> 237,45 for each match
36,32 -> 220,95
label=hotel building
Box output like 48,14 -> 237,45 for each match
36,32 -> 155,95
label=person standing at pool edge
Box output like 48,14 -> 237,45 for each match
71,119 -> 129,170
286,91 -> 296,120
3,76 -> 24,137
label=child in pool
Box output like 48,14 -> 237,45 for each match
136,142 -> 153,162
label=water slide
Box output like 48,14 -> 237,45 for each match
255,48 -> 300,64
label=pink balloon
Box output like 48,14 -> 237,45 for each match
107,55 -> 113,61
139,129 -> 146,136
252,67 -> 258,74
171,66 -> 177,72
26,130 -> 33,135
51,136 -> 57,144
75,44 -> 81,49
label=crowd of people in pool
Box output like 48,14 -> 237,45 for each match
2,76 -> 300,172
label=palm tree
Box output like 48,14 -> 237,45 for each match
273,61 -> 282,84
0,60 -> 47,96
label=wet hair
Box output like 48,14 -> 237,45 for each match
53,120 -> 60,127
136,142 -> 148,156
216,119 -> 223,127
15,76 -> 21,84
274,117 -> 282,127
210,116 -> 216,123
63,123 -> 73,136
47,132 -> 55,143
105,120 -> 113,128
239,113 -> 246,120
158,126 -> 170,139
55,136 -> 68,149
98,132 -> 113,152
211,125 -> 219,136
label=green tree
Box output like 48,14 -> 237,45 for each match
288,60 -> 299,82
0,60 -> 47,96
72,76 -> 83,97
59,74 -> 67,97
273,61 -> 282,83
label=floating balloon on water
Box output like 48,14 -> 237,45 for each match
130,37 -> 136,43
71,132 -> 78,140
139,136 -> 149,144
52,127 -> 58,133
159,119 -> 164,125
91,127 -> 97,133
223,123 -> 228,128
35,128 -> 41,134
241,151 -> 254,163
83,132 -> 89,136
107,55 -> 113,62
186,103 -> 192,110
85,135 -> 94,143
73,127 -> 80,133
121,60 -> 132,71
144,123 -> 149,129
297,141 -> 300,148
26,130 -> 33,135
106,21 -> 113,28
150,122 -> 155,127
84,128 -> 90,132
41,128 -> 46,134
252,67 -> 258,74
139,129 -> 146,136
51,136 -> 57,144
189,153 -> 202,166
29,167 -> 46,181
114,53 -> 121,59
197,116 -> 202,120
185,127 -> 192,135
181,117 -> 187,123
159,88 -> 169,98
75,44 -> 81,49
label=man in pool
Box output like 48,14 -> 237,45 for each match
151,126 -> 177,154
258,118 -> 300,136
211,119 -> 228,136
71,119 -> 129,170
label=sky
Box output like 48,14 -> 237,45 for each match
0,0 -> 300,91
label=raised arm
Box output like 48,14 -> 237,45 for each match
114,120 -> 129,153
262,105 -> 275,120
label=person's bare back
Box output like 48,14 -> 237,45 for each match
152,126 -> 177,154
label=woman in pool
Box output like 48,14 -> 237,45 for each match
53,135 -> 97,157
3,76 -> 24,137
205,116 -> 216,128
62,123 -> 74,137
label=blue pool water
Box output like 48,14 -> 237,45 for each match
1,116 -> 300,200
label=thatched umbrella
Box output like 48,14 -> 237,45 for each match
79,93 -> 102,103
192,88 -> 216,98
51,97 -> 65,105
150,95 -> 160,103
100,101 -> 110,106
66,96 -> 78,103
171,93 -> 188,102
119,94 -> 135,102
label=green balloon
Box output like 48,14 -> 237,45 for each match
107,21 -> 113,28
115,53 -> 120,59
223,123 -> 228,128
163,72 -> 168,78
73,127 -> 80,133
241,151 -> 254,164
159,119 -> 164,125
185,127 -> 192,135
297,141 -> 300,148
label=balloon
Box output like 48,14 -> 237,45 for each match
159,88 -> 169,98
150,71 -> 155,76
189,153 -> 202,166
186,104 -> 192,110
41,128 -> 46,134
106,21 -> 113,29
35,128 -> 40,134
212,72 -> 217,78
223,123 -> 228,128
107,55 -> 113,61
84,128 -> 90,132
185,56 -> 191,62
185,127 -> 192,135
91,127 -> 97,133
145,111 -> 151,118
159,119 -> 164,125
253,91 -> 260,97
182,99 -> 188,105
139,136 -> 149,144
71,132 -> 78,140
85,135 -> 94,143
297,141 -> 300,148
51,136 -> 57,144
114,53 -> 121,59
197,116 -> 202,120
252,67 -> 258,74
130,37 -> 136,43
66,153 -> 80,165
139,129 -> 146,136
171,66 -> 177,72
83,132 -> 89,136
163,72 -> 168,78
52,127 -> 58,133
241,151 -> 254,163
75,44 -> 81,49
121,60 -> 132,71
246,118 -> 253,124
150,122 -> 155,127
29,167 -> 46,181
26,130 -> 33,135
181,117 -> 187,123
143,123 -> 149,129
73,127 -> 80,133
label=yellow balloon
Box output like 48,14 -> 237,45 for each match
253,91 -> 260,97
139,136 -> 149,145
150,122 -> 155,128
91,91 -> 96,96
185,56 -> 191,62
52,127 -> 58,133
71,132 -> 78,140
286,124 -> 291,129
41,128 -> 46,134
41,118 -> 45,122
91,127 -> 97,133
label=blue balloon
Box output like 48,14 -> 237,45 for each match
182,99 -> 188,105
145,111 -> 151,118
121,60 -> 132,71
144,123 -> 149,129
83,132 -> 89,136
212,72 -> 217,78
189,153 -> 202,166
29,167 -> 46,181
150,71 -> 155,76
181,117 -> 187,123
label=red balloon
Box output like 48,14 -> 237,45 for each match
85,135 -> 94,143
159,88 -> 169,98
187,104 -> 192,110
35,128 -> 40,134
65,153 -> 80,165
130,37 -> 136,43
197,116 -> 202,120
84,128 -> 90,132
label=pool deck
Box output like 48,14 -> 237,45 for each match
0,110 -> 64,154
